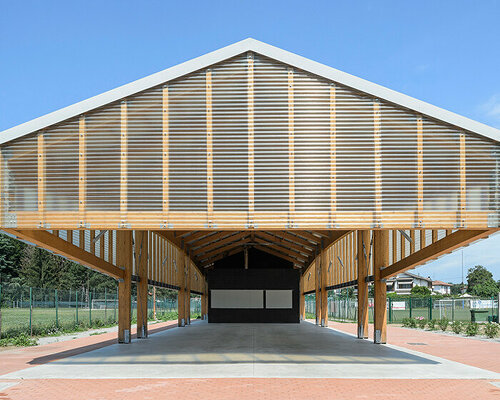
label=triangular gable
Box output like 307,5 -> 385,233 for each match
1,38 -> 499,145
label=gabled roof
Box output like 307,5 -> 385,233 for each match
396,272 -> 433,282
1,38 -> 499,145
432,280 -> 452,286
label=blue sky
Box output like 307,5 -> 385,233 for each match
1,1 -> 499,283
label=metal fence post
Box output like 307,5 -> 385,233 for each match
452,298 -> 455,321
0,283 -> 2,338
55,289 -> 59,328
89,291 -> 92,326
409,296 -> 412,319
429,296 -> 433,320
75,290 -> 79,325
104,288 -> 107,322
388,297 -> 392,323
29,287 -> 33,336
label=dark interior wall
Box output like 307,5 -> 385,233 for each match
207,268 -> 300,323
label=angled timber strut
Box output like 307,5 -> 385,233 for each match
0,38 -> 498,344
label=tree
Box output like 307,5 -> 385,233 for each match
450,283 -> 464,295
466,265 -> 499,298
0,233 -> 26,283
410,285 -> 431,296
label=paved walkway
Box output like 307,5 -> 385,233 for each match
0,320 -> 498,399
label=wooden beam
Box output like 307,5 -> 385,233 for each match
37,132 -> 45,227
330,83 -> 336,228
382,229 -> 494,279
117,230 -> 132,343
267,231 -> 317,249
120,101 -> 128,226
135,230 -> 149,338
254,244 -> 305,267
374,230 -> 389,344
373,101 -> 382,227
78,115 -> 86,228
206,69 -> 214,227
248,52 -> 255,227
6,229 -> 124,280
357,230 -> 370,339
201,245 -> 246,267
253,231 -> 314,255
252,236 -> 309,260
417,116 -> 424,226
193,232 -> 248,257
288,67 -> 295,227
199,237 -> 251,261
299,273 -> 305,320
162,85 -> 169,227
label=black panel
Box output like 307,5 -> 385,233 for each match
208,268 -> 300,323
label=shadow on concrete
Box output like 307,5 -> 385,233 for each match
37,321 -> 438,366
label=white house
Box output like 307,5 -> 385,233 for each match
432,281 -> 452,295
386,272 -> 432,295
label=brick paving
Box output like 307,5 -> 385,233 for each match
0,320 -> 499,399
0,378 -> 499,400
0,319 -> 179,375
328,321 -> 500,373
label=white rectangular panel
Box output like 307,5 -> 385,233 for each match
266,290 -> 293,309
211,289 -> 264,309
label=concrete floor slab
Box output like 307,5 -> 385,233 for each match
1,321 -> 499,380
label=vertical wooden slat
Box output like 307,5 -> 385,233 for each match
67,230 -> 73,246
400,230 -> 406,259
314,255 -> 320,325
120,101 -> 128,225
432,229 -> 438,244
247,52 -> 255,226
206,69 -> 214,227
417,117 -> 424,226
177,244 -> 186,327
373,101 -> 382,226
90,230 -> 95,255
459,132 -> 466,227
100,230 -> 105,259
288,67 -> 295,227
410,230 -> 415,254
79,115 -> 86,228
109,231 -> 113,264
37,132 -> 46,227
330,84 -> 336,228
185,253 -> 191,325
79,230 -> 85,249
392,230 -> 397,264
162,85 -> 169,227
420,229 -> 426,251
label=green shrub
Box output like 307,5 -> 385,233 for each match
402,317 -> 412,327
451,320 -> 462,334
0,334 -> 37,347
483,322 -> 500,339
438,318 -> 449,332
465,322 -> 479,337
427,319 -> 437,330
417,317 -> 427,329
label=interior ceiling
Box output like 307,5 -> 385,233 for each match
174,230 -> 351,272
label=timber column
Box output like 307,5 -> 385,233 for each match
314,256 -> 321,325
135,230 -> 149,338
357,230 -> 370,339
373,230 -> 389,344
185,253 -> 191,325
177,250 -> 186,327
320,245 -> 328,327
299,274 -> 305,320
117,230 -> 132,343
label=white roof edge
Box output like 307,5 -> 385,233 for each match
1,37 -> 499,145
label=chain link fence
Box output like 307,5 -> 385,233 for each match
0,284 -> 201,338
305,295 -> 499,323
